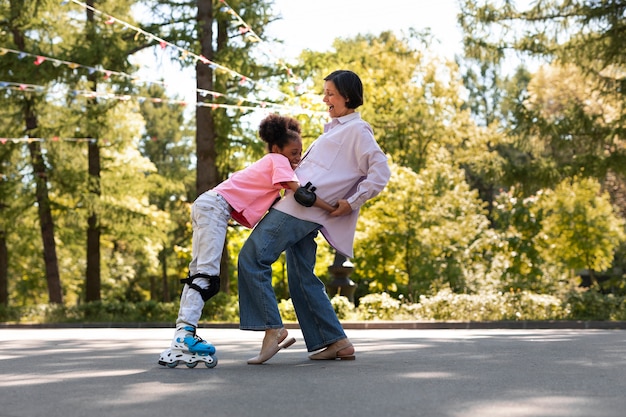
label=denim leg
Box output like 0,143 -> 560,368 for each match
238,209 -> 320,330
286,234 -> 347,351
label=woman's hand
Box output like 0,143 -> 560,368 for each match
329,199 -> 353,217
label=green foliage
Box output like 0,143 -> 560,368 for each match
536,177 -> 626,277
564,290 -> 626,321
355,148 -> 491,300
413,288 -> 568,321
277,298 -> 296,321
460,0 -> 626,80
330,295 -> 354,320
201,292 -> 239,322
491,188 -> 556,292
297,31 -> 468,173
0,301 -> 178,324
356,292 -> 401,321
3,289 -> 626,323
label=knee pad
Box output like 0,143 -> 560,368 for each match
181,273 -> 220,302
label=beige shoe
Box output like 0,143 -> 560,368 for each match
247,328 -> 296,365
309,338 -> 355,361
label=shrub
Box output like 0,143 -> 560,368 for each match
564,290 -> 625,321
330,295 -> 355,320
201,292 -> 239,322
356,292 -> 400,320
504,291 -> 567,320
411,288 -> 566,321
414,290 -> 505,321
278,298 -> 297,321
2,289 -> 625,324
0,304 -> 23,323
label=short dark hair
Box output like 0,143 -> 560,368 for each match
324,70 -> 363,109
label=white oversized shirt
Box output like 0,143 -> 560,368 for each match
273,112 -> 391,257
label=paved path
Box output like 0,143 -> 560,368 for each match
1,327 -> 625,417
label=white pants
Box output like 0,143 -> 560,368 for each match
176,190 -> 231,327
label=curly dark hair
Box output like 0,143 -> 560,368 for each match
258,113 -> 301,150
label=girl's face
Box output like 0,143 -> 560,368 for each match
323,80 -> 353,118
272,138 -> 302,169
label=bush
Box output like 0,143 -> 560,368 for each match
2,289 -> 625,324
414,290 -> 507,321
411,289 -> 567,321
504,291 -> 568,320
278,298 -> 297,321
356,292 -> 400,320
0,304 -> 22,322
201,292 -> 239,322
564,290 -> 626,321
330,295 -> 354,320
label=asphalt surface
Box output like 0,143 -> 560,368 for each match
1,327 -> 625,417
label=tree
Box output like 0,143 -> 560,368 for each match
355,148 -> 490,300
297,30 -> 469,173
491,188 -> 555,293
459,0 -> 626,72
459,0 -> 626,191
0,0 -> 75,304
138,84 -> 195,301
139,0 -> 286,293
0,108 -> 23,306
536,176 -> 625,287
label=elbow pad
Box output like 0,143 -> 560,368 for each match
294,182 -> 317,207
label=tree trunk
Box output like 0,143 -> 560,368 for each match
159,249 -> 170,302
0,230 -> 8,306
84,0 -> 101,302
220,237 -> 230,293
26,112 -> 63,305
195,0 -> 218,197
9,1 -> 63,305
85,139 -> 101,302
194,0 -> 229,291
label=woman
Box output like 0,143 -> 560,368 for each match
238,70 -> 391,364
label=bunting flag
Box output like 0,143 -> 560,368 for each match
0,80 -> 326,116
0,137 -> 97,144
65,0 -> 300,101
0,81 -> 46,93
0,48 -> 309,112
0,47 -> 167,89
218,0 -> 299,82
0,1 -> 327,144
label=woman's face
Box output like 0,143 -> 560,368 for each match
273,138 -> 302,169
323,80 -> 353,118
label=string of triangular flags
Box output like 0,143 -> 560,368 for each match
0,46 -> 168,88
0,45 -> 324,115
219,0 -> 297,81
0,137 -> 98,144
64,0 -> 304,101
0,77 -> 322,116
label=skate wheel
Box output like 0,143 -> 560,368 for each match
166,361 -> 178,368
186,362 -> 198,368
205,357 -> 218,368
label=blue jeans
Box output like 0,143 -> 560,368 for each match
238,209 -> 347,351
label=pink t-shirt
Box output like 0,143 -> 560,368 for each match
214,153 -> 298,228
